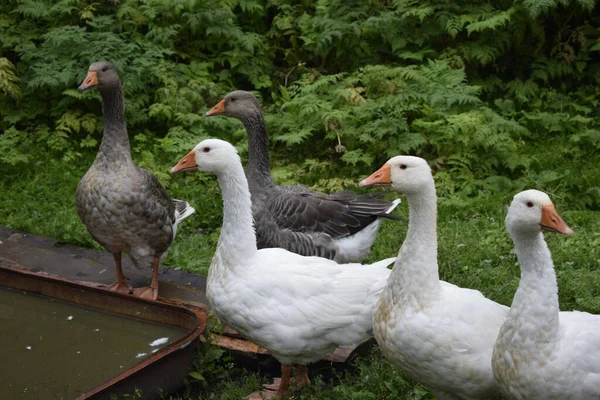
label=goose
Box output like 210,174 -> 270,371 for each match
170,139 -> 395,399
492,189 -> 600,399
359,156 -> 508,400
76,61 -> 194,300
205,90 -> 400,263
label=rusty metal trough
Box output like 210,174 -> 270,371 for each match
0,258 -> 207,400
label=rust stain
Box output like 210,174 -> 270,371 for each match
208,333 -> 270,355
208,328 -> 365,362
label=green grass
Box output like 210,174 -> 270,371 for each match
2,150 -> 600,399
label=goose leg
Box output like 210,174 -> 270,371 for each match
247,364 -> 292,399
105,252 -> 133,294
133,257 -> 160,300
295,365 -> 310,387
276,364 -> 292,397
263,364 -> 309,391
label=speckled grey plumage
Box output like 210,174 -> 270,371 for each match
76,61 -> 193,270
208,90 -> 399,262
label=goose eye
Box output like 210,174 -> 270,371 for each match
203,147 -> 210,153
102,67 -> 108,72
400,164 -> 407,170
526,201 -> 534,208
230,97 -> 236,102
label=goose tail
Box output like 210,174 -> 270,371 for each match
172,199 -> 196,222
371,256 -> 396,270
385,198 -> 401,214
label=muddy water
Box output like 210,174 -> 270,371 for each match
0,287 -> 187,399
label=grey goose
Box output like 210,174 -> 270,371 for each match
76,61 -> 194,300
205,90 -> 400,263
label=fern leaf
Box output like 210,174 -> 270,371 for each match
0,58 -> 21,100
465,9 -> 513,36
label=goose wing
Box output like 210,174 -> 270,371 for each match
132,168 -> 176,229
232,250 -> 394,346
267,188 -> 397,238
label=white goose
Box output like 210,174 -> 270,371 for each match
492,189 -> 600,399
170,139 -> 395,399
359,156 -> 508,400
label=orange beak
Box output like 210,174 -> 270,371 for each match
78,71 -> 99,91
359,164 -> 392,187
170,150 -> 197,174
540,205 -> 573,235
205,99 -> 226,117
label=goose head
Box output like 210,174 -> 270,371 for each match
359,156 -> 433,195
205,90 -> 262,119
170,138 -> 241,175
78,61 -> 120,93
506,189 -> 573,237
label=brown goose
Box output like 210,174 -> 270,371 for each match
205,90 -> 400,263
76,61 -> 194,300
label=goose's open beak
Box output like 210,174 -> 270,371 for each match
205,99 -> 225,116
78,71 -> 98,91
359,164 -> 392,187
540,205 -> 573,236
170,150 -> 197,174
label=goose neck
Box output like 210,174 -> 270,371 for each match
213,163 -> 258,270
240,112 -> 275,190
506,231 -> 560,340
388,184 -> 440,307
97,83 -> 131,162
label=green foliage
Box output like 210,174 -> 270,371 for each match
521,0 -> 595,18
0,57 -> 21,100
2,0 -> 600,208
331,348 -> 431,400
0,127 -> 30,165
